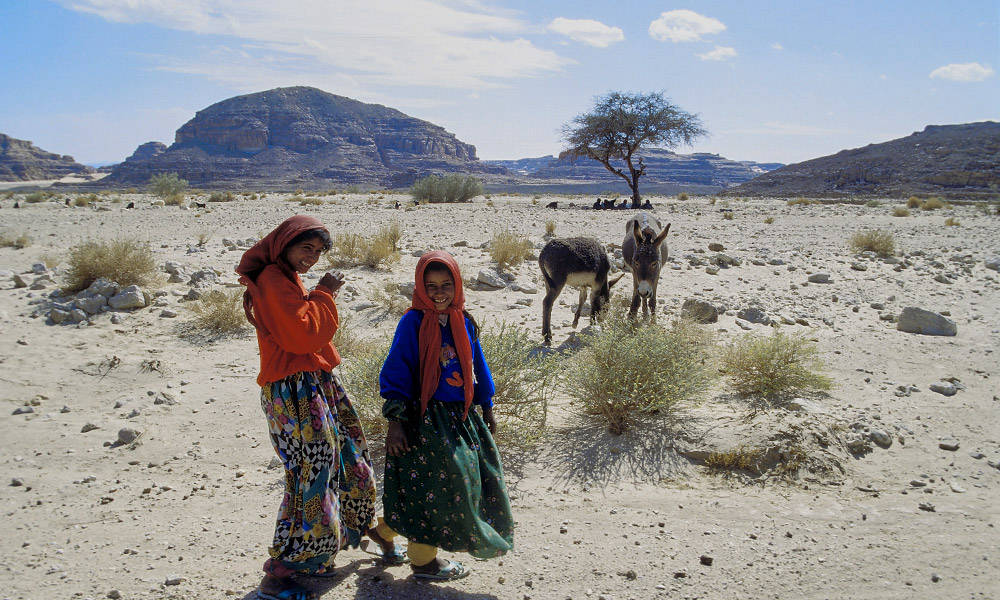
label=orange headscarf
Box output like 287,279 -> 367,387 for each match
235,215 -> 328,334
409,251 -> 475,419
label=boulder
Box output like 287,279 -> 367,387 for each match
476,269 -> 506,289
680,299 -> 718,323
109,286 -> 147,310
896,307 -> 957,336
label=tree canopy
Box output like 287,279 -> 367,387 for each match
561,91 -> 706,206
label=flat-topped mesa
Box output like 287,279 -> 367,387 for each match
0,133 -> 94,181
104,86 -> 499,187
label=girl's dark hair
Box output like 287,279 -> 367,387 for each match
287,228 -> 332,252
424,261 -> 479,340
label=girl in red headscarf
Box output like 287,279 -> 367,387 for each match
372,250 -> 514,581
237,216 -> 385,600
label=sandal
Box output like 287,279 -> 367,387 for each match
412,559 -> 469,581
364,528 -> 409,565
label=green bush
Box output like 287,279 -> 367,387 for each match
65,239 -> 159,292
722,332 -> 832,399
24,191 -> 51,203
563,311 -> 716,434
149,172 -> 188,199
410,174 -> 483,203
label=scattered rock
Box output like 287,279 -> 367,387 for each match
680,299 -> 718,323
477,269 -> 506,289
700,555 -> 714,566
708,243 -> 725,251
918,502 -> 936,512
13,273 -> 28,288
159,309 -> 178,318
81,423 -> 99,433
737,306 -> 771,325
117,428 -> 141,445
109,285 -> 147,310
983,257 -> 999,272
12,406 -> 34,415
735,318 -> 753,330
164,576 -> 185,586
11,477 -> 24,486
938,439 -> 960,451
929,382 -> 957,396
807,273 -> 832,283
867,429 -> 893,448
896,307 -> 957,336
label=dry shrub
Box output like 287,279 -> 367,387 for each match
479,322 -> 557,450
705,446 -> 764,471
40,252 -> 61,269
208,191 -> 234,203
339,338 -> 392,440
73,194 -> 97,207
328,225 -> 400,269
490,229 -> 533,272
892,207 -> 910,217
722,332 -> 832,399
164,192 -> 186,206
865,199 -> 881,207
563,312 -> 716,434
65,239 -> 158,292
24,191 -> 50,203
0,232 -> 31,249
906,196 -> 921,208
544,220 -> 556,236
920,197 -> 945,210
763,217 -> 775,224
944,217 -> 960,227
848,228 -> 895,257
332,313 -> 369,359
723,211 -> 735,220
787,197 -> 816,206
190,289 -> 249,336
677,192 -> 689,201
369,281 -> 409,316
297,196 -> 323,206
196,231 -> 212,247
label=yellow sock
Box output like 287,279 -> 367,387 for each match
374,517 -> 397,541
407,541 -> 438,567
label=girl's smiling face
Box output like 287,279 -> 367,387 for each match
284,236 -> 325,273
423,268 -> 455,310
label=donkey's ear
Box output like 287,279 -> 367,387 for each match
608,273 -> 624,289
632,220 -> 643,242
653,223 -> 671,246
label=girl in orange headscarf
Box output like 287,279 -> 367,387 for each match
237,216 -> 385,599
372,250 -> 514,580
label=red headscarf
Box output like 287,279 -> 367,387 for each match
410,251 -> 475,419
235,215 -> 328,334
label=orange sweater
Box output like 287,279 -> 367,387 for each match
252,264 -> 341,386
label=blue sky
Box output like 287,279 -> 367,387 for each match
1,1 -> 997,165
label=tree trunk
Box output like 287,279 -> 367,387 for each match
630,179 -> 641,208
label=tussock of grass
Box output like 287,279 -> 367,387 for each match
705,446 -> 764,471
848,228 -> 895,257
339,338 -> 392,440
907,196 -> 922,208
295,196 -> 323,206
944,217 -> 960,226
722,332 -> 832,399
208,191 -> 234,203
0,232 -> 31,249
490,229 -> 533,272
65,239 -> 158,292
722,211 -> 735,220
328,224 -> 401,270
865,200 -> 881,207
563,312 -> 716,434
331,313 -> 369,359
677,192 -> 689,201
920,197 -> 945,210
763,216 -> 775,224
190,289 -> 249,336
73,194 -> 98,207
24,191 -> 51,203
164,193 -> 185,206
480,322 -> 556,450
196,231 -> 212,247
787,197 -> 816,206
544,220 -> 556,236
892,207 -> 910,217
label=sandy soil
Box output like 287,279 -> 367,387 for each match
1,192 -> 997,600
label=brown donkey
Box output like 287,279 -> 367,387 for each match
621,212 -> 670,322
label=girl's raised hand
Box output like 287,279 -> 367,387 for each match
318,271 -> 346,293
482,406 -> 497,434
386,421 -> 410,456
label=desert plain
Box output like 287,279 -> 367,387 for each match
0,191 -> 998,600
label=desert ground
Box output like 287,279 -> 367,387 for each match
1,191 -> 998,600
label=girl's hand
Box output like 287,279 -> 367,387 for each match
318,271 -> 345,293
386,421 -> 410,456
482,406 -> 497,434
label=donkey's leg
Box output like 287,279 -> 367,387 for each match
572,287 -> 586,328
541,282 -> 562,346
629,278 -> 641,320
648,280 -> 659,323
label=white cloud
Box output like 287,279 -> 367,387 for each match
929,62 -> 995,82
771,42 -> 783,50
547,17 -> 624,48
59,0 -> 572,89
698,46 -> 737,61
648,9 -> 725,43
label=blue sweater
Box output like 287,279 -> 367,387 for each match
379,310 -> 495,416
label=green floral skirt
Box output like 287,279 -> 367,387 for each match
383,400 -> 514,558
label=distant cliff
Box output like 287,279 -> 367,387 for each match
725,122 -> 1000,198
0,133 -> 94,181
103,86 -> 503,188
486,150 -> 782,187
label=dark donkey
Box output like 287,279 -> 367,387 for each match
539,237 -> 623,346
622,212 -> 670,322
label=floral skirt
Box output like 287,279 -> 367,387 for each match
383,400 -> 514,559
260,370 -> 377,576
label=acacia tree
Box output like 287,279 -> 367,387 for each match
561,91 -> 706,207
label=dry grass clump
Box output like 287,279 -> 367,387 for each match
865,199 -> 881,207
480,322 -> 557,450
164,193 -> 186,206
331,313 -> 369,359
920,197 -> 946,210
848,228 -> 895,257
544,220 -> 556,236
704,446 -> 764,471
906,196 -> 921,208
787,197 -> 816,206
892,207 -> 910,217
65,239 -> 159,292
721,332 -> 832,399
0,232 -> 31,249
944,217 -> 960,226
295,196 -> 323,206
339,338 -> 392,440
73,194 -> 98,207
208,191 -> 235,203
763,216 -> 775,224
189,289 -> 249,336
490,229 -> 533,272
722,211 -> 735,220
24,191 -> 52,203
677,192 -> 689,201
328,224 -> 401,269
563,312 -> 716,434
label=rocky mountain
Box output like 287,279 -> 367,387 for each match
103,87 -> 503,188
725,122 -> 1000,198
0,133 -> 94,181
486,150 -> 782,187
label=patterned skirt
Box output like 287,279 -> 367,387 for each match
260,370 -> 377,576
383,400 -> 514,559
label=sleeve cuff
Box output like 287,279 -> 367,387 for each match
381,394 -> 409,422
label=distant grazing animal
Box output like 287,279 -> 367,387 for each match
394,201 -> 401,209
65,198 -> 71,206
13,201 -> 19,208
622,212 -> 670,322
538,237 -> 623,346
592,198 -> 602,210
125,201 -> 135,209
545,201 -> 558,209
193,201 -> 207,208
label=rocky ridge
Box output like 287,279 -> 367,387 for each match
0,133 -> 94,181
